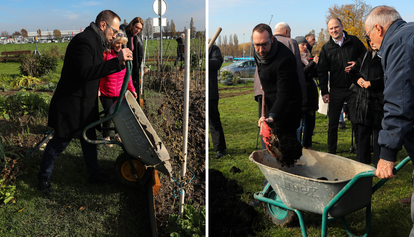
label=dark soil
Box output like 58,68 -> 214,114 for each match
262,124 -> 303,167
209,169 -> 257,237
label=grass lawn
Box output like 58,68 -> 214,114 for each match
208,82 -> 413,236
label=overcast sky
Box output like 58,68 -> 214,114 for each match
208,0 -> 414,45
1,0 -> 205,34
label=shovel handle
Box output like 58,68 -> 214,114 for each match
261,91 -> 265,117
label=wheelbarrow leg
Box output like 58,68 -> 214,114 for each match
338,204 -> 371,237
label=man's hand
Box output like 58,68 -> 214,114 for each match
322,94 -> 329,103
313,55 -> 319,64
375,158 -> 396,179
118,48 -> 133,65
258,116 -> 274,127
345,61 -> 355,73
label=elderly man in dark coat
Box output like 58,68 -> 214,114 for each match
38,10 -> 133,195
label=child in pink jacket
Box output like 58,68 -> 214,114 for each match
99,30 -> 137,146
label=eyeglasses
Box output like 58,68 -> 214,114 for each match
364,25 -> 375,41
106,22 -> 118,35
253,40 -> 271,49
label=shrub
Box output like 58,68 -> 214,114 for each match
165,204 -> 205,237
10,76 -> 41,89
1,91 -> 50,121
43,44 -> 63,60
19,54 -> 58,77
0,75 -> 15,91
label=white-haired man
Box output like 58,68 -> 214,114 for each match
365,6 -> 414,233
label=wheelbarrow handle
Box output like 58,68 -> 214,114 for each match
82,60 -> 133,147
370,156 -> 411,194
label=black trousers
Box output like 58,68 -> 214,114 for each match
357,124 -> 380,167
100,96 -> 118,138
327,88 -> 356,154
209,99 -> 226,152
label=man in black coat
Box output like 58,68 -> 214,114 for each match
249,23 -> 302,208
253,23 -> 302,136
318,18 -> 366,154
209,45 -> 226,158
120,17 -> 144,101
38,10 -> 133,195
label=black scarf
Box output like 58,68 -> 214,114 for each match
254,35 -> 278,66
89,22 -> 109,49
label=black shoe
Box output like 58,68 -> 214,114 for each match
338,121 -> 346,129
89,173 -> 117,184
248,199 -> 261,208
215,150 -> 226,159
38,179 -> 53,195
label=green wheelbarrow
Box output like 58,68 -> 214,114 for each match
250,148 -> 411,237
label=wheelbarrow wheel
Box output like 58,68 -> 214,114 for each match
114,153 -> 145,187
263,189 -> 295,226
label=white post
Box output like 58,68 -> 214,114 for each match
179,28 -> 191,217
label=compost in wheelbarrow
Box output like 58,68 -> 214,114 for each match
110,91 -> 173,177
250,149 -> 375,217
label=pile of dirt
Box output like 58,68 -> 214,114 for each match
261,124 -> 302,167
209,169 -> 257,237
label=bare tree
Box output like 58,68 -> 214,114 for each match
1,30 -> 9,37
21,29 -> 28,38
171,20 -> 176,37
190,17 -> 194,38
37,29 -> 42,37
143,17 -> 153,38
163,20 -> 170,36
233,34 -> 239,56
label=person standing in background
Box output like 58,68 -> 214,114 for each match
175,33 -> 185,69
295,36 -> 319,150
209,44 -> 227,159
120,17 -> 143,101
317,18 -> 366,154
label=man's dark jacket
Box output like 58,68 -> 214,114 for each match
209,45 -> 223,100
48,23 -> 123,139
318,30 -> 366,96
254,39 -> 302,132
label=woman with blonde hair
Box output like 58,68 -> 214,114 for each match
99,30 -> 137,146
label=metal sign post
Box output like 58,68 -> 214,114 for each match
153,0 -> 167,68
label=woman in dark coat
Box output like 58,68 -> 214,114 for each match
350,39 -> 384,167
295,36 -> 319,149
120,17 -> 144,101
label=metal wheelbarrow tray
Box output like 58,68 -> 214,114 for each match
250,149 -> 411,237
110,90 -> 172,177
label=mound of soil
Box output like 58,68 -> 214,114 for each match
261,124 -> 302,167
209,169 -> 256,237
